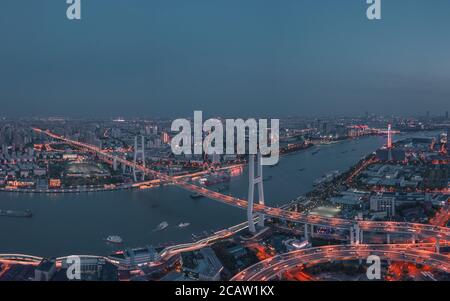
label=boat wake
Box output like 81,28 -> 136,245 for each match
153,221 -> 169,232
178,222 -> 190,229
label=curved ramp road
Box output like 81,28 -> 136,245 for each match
231,244 -> 450,281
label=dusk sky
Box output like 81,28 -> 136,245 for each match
1,0 -> 449,118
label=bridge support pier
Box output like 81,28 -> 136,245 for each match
304,224 -> 309,240
113,157 -> 118,171
387,233 -> 391,244
355,226 -> 360,245
436,239 -> 440,254
411,234 -> 417,244
350,227 -> 354,244
276,272 -> 282,280
350,224 -> 363,245
247,153 -> 265,233
122,159 -> 126,174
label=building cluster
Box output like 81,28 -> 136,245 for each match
360,164 -> 425,189
328,132 -> 449,222
0,146 -> 47,188
0,257 -> 118,281
162,248 -> 223,281
362,137 -> 449,191
330,188 -> 447,221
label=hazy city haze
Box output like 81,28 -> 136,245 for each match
1,0 -> 449,117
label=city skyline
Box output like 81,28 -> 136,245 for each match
0,110 -> 449,120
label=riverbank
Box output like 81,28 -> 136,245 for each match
0,184 -> 134,194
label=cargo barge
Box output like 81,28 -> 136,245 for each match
0,209 -> 33,218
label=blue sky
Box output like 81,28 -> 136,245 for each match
1,0 -> 449,117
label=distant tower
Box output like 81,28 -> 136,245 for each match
162,132 -> 170,144
446,127 -> 450,151
441,129 -> 448,154
387,124 -> 393,149
247,152 -> 265,233
133,136 -> 145,182
387,124 -> 393,161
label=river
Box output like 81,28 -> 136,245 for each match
0,131 -> 438,257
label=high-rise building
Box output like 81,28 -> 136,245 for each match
376,148 -> 406,162
370,196 -> 395,217
162,132 -> 170,144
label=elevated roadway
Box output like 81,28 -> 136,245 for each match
231,244 -> 450,281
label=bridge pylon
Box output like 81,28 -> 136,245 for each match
247,152 -> 265,233
133,136 -> 146,182
122,156 -> 127,174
